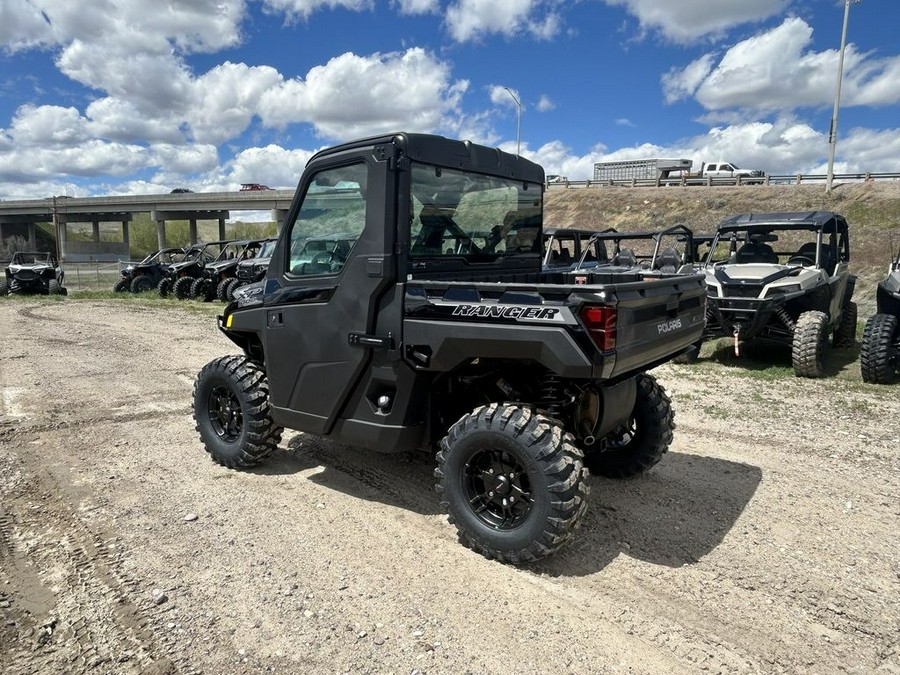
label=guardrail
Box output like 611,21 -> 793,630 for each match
546,172 -> 900,189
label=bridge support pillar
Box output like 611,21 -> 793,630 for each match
92,219 -> 100,243
27,222 -> 36,248
122,220 -> 130,257
218,217 -> 226,240
272,209 -> 290,233
189,218 -> 198,245
156,219 -> 166,250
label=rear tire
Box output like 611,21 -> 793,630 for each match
860,313 -> 899,384
833,301 -> 858,348
130,275 -> 154,294
193,355 -> 283,468
157,277 -> 173,297
191,277 -> 213,302
792,310 -> 828,378
114,278 -> 130,293
173,276 -> 193,300
584,373 -> 673,479
435,404 -> 589,564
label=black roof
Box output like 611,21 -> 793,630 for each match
717,211 -> 848,234
309,132 -> 545,185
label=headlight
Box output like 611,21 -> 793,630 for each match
767,284 -> 801,296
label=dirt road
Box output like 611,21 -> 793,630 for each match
1,298 -> 898,674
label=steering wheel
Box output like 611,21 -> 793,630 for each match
787,256 -> 815,267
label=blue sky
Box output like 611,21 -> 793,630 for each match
0,0 -> 898,199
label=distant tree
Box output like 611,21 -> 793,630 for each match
0,235 -> 30,260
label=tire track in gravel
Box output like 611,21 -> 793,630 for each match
0,448 -> 199,675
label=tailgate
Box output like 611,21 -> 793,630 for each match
605,275 -> 706,378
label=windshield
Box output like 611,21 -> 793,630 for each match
12,252 -> 51,264
258,240 -> 276,258
409,163 -> 541,262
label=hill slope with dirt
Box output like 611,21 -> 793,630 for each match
545,182 -> 900,315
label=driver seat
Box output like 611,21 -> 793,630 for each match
788,242 -> 818,267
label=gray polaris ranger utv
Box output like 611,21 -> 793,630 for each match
192,133 -> 706,564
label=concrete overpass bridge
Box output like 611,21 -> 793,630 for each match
0,190 -> 296,261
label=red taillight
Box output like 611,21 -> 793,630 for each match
580,305 -> 617,351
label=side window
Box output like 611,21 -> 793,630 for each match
287,163 -> 367,277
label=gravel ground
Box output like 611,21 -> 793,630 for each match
1,297 -> 898,675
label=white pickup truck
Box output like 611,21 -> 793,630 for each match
698,162 -> 765,180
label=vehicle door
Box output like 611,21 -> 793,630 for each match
263,154 -> 398,434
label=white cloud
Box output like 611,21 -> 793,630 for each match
665,18 -> 900,111
227,144 -> 316,190
615,118 -> 635,127
0,0 -> 54,52
6,104 -> 89,146
187,62 -> 284,144
0,139 -> 149,181
85,98 -> 184,144
536,95 -> 555,112
661,54 -> 714,104
262,0 -> 373,22
392,0 -> 439,15
149,144 -> 220,175
603,0 -> 788,43
446,0 -> 561,43
259,49 -> 468,140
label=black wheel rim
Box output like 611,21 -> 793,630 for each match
462,449 -> 532,529
208,385 -> 243,442
607,416 -> 637,450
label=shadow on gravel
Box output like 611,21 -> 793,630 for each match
535,451 -> 762,577
252,436 -> 442,515
704,338 -> 860,377
257,437 -> 760,575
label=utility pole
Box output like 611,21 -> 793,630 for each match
52,196 -> 60,260
826,0 -> 861,194
503,87 -> 522,156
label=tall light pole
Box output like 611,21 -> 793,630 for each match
503,87 -> 522,156
826,0 -> 861,194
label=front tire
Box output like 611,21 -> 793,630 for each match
114,278 -> 130,293
833,301 -> 857,348
225,278 -> 243,301
216,278 -> 233,302
435,404 -> 589,564
172,276 -> 193,300
584,373 -> 673,479
792,310 -> 828,378
860,313 -> 899,384
47,279 -> 62,295
193,355 -> 283,468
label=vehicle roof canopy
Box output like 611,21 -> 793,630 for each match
716,211 -> 848,235
308,132 -> 545,186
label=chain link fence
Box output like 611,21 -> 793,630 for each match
61,261 -> 124,292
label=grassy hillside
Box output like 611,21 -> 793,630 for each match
545,181 -> 900,315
